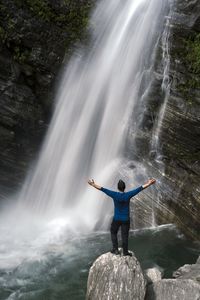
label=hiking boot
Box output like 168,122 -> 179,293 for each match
110,248 -> 120,255
123,251 -> 132,257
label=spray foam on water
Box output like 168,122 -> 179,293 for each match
0,0 -> 170,270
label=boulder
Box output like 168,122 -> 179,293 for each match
86,251 -> 146,300
173,256 -> 200,282
144,267 -> 162,284
146,279 -> 200,300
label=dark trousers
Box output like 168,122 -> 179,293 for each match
110,219 -> 130,254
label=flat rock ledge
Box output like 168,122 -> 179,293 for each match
86,251 -> 146,300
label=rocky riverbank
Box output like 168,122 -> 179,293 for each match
87,251 -> 200,300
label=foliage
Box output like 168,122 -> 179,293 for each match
16,0 -> 92,46
0,0 -> 93,65
186,34 -> 200,74
14,0 -> 92,31
13,46 -> 30,63
174,33 -> 200,102
0,26 -> 7,43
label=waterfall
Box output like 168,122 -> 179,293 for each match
151,5 -> 173,164
18,0 -> 169,232
147,2 -> 174,223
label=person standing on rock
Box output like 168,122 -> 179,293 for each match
88,178 -> 156,256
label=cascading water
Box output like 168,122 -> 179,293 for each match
151,5 -> 173,163
17,0 -> 169,233
148,2 -> 174,222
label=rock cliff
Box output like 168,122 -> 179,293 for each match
0,0 -> 93,195
154,0 -> 200,240
131,0 -> 200,240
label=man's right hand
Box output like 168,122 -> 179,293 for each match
88,179 -> 101,190
88,179 -> 95,186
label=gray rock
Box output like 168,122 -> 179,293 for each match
146,279 -> 200,300
86,251 -> 146,300
173,257 -> 200,282
146,256 -> 200,299
145,268 -> 162,284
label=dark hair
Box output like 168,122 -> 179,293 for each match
118,179 -> 125,192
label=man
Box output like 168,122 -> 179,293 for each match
88,178 -> 156,256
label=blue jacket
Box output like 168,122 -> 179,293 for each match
101,186 -> 143,221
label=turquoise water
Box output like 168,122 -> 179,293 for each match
0,225 -> 199,300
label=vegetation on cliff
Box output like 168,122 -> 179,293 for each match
0,0 -> 93,65
186,33 -> 200,74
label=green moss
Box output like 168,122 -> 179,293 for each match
1,1 -> 93,66
177,77 -> 200,104
14,0 -> 52,21
186,34 -> 200,74
13,0 -> 92,46
14,0 -> 91,28
7,18 -> 16,30
0,3 -> 6,10
27,0 -> 52,22
173,33 -> 200,102
0,26 -> 7,43
13,46 -> 30,63
172,33 -> 200,76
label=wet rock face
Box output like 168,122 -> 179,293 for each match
86,251 -> 146,300
154,0 -> 200,239
0,0 -> 93,194
131,0 -> 200,239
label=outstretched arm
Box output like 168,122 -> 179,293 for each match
88,179 -> 117,198
88,179 -> 102,190
142,178 -> 156,189
126,178 -> 156,198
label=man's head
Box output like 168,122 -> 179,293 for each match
118,179 -> 126,192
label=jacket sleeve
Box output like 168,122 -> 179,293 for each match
126,186 -> 143,198
101,187 -> 117,198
